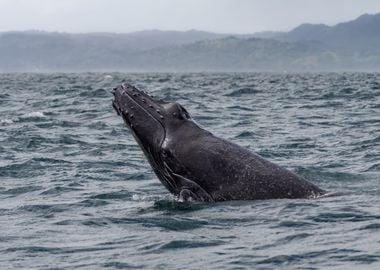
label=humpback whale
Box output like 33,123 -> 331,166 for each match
112,84 -> 325,202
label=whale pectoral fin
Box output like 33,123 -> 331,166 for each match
172,173 -> 214,202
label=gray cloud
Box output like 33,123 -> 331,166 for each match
1,0 -> 380,33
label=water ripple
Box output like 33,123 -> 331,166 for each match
1,72 -> 379,269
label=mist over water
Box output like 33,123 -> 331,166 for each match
0,73 -> 379,269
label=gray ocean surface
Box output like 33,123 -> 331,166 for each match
0,73 -> 379,269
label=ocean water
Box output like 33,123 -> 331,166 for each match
0,72 -> 379,269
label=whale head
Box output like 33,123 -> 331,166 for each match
112,83 -> 206,198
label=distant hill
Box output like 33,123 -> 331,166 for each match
274,13 -> 380,51
0,30 -> 228,71
130,37 -> 335,71
1,13 -> 380,72
119,30 -> 229,50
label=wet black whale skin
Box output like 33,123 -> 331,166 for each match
112,83 -> 326,201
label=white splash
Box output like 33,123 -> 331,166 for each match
132,194 -> 173,202
0,119 -> 14,125
132,194 -> 142,201
22,111 -> 46,118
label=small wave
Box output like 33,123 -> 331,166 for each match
158,77 -> 171,83
2,185 -> 42,196
364,163 -> 380,172
159,239 -> 225,250
82,218 -> 110,227
311,212 -> 378,223
4,245 -> 116,254
235,131 -> 255,139
23,111 -> 45,118
152,199 -> 208,212
40,186 -> 82,195
276,221 -> 315,228
19,204 -> 69,215
360,223 -> 380,230
0,119 -> 14,125
90,190 -> 131,200
103,262 -> 142,269
225,87 -> 261,97
131,194 -> 171,202
79,88 -> 108,97
295,167 -> 365,183
317,191 -> 349,198
132,194 -> 144,201
76,199 -> 109,207
120,215 -> 209,231
280,233 -> 312,242
227,105 -> 254,111
18,111 -> 46,122
0,159 -> 47,178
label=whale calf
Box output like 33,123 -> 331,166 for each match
112,83 -> 325,202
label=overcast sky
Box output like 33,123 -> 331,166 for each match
1,0 -> 380,34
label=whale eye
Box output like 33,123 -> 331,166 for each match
161,149 -> 171,159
